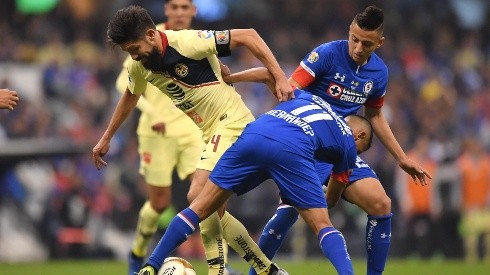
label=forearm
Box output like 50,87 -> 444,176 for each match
326,178 -> 347,208
365,107 -> 407,162
103,89 -> 140,139
223,67 -> 270,84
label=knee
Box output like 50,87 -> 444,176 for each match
187,188 -> 198,204
150,196 -> 171,213
368,195 -> 391,216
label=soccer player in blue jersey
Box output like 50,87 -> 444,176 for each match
138,91 -> 374,275
225,5 -> 432,275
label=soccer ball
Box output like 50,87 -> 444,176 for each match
157,257 -> 196,275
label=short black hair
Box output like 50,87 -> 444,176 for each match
107,5 -> 156,46
353,5 -> 384,33
346,114 -> 374,152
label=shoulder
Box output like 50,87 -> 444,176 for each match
370,52 -> 389,75
156,23 -> 167,31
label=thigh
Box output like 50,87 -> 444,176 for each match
138,135 -> 177,186
209,133 -> 269,195
342,177 -> 388,214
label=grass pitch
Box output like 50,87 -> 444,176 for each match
0,258 -> 489,274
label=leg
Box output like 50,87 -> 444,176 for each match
248,204 -> 299,275
297,207 -> 353,275
343,177 -> 392,275
144,178 -> 233,271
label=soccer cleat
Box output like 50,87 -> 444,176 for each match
225,264 -> 244,275
137,265 -> 156,275
129,252 -> 144,275
267,263 -> 289,275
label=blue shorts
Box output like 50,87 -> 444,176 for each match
210,133 -> 327,209
316,156 -> 378,185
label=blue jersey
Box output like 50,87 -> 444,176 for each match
292,40 -> 388,117
210,92 -> 357,208
241,91 -> 357,177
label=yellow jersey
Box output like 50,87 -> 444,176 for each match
126,29 -> 253,141
116,23 -> 200,138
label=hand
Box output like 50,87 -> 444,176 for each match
274,77 -> 294,102
0,89 -> 19,110
220,61 -> 231,78
399,157 -> 432,186
92,137 -> 110,170
151,122 -> 166,135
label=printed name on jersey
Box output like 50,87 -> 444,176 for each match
327,83 -> 367,104
307,52 -> 319,63
215,30 -> 230,45
197,30 -> 214,39
310,95 -> 352,136
175,63 -> 189,78
265,109 -> 315,136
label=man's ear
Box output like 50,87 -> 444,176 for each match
146,28 -> 157,43
356,131 -> 367,141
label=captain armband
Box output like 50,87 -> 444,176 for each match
214,30 -> 231,57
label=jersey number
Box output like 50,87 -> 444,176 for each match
211,135 -> 221,152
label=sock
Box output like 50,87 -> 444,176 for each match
132,201 -> 161,257
223,238 -> 229,266
146,208 -> 199,270
249,205 -> 299,275
318,227 -> 353,275
221,211 -> 271,274
366,214 -> 392,275
200,212 -> 225,275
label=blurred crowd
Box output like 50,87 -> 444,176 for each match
0,0 -> 489,262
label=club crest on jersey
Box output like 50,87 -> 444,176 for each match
334,72 -> 346,82
175,63 -> 189,78
197,30 -> 213,39
363,80 -> 373,94
215,30 -> 230,45
307,52 -> 319,63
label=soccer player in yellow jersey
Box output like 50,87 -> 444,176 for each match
114,1 -> 212,275
93,5 -> 293,275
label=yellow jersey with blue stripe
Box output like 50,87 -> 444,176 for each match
126,29 -> 254,141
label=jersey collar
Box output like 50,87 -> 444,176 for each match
158,31 -> 169,58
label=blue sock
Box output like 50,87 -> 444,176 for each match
146,208 -> 199,270
319,227 -> 353,275
366,214 -> 392,275
248,205 -> 299,275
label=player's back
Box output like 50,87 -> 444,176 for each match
245,91 -> 356,162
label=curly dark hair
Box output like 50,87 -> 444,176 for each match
353,5 -> 384,34
107,5 -> 156,46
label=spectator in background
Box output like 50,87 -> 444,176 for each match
0,88 -> 19,110
457,137 -> 490,262
395,136 -> 438,258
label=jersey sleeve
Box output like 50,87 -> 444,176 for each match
170,30 -> 229,60
126,59 -> 147,96
291,43 -> 334,88
364,67 -> 388,109
330,144 -> 357,184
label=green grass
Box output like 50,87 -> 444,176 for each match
0,258 -> 489,274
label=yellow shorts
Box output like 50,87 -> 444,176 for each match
138,131 -> 204,187
197,115 -> 254,172
460,209 -> 490,236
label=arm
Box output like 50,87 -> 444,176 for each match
364,106 -> 431,185
92,88 -> 140,169
229,29 -> 293,101
0,89 -> 19,110
325,177 -> 347,208
222,67 -> 277,96
116,67 -> 166,134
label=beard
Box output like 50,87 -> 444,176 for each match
140,47 -> 164,71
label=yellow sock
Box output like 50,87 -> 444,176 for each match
223,238 -> 229,265
200,212 -> 225,275
132,201 -> 160,257
221,211 -> 271,274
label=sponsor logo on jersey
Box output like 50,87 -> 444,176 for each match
307,51 -> 319,63
166,83 -> 185,101
186,110 -> 203,124
215,30 -> 230,45
363,80 -> 373,94
197,30 -> 213,39
175,63 -> 189,78
326,83 -> 367,104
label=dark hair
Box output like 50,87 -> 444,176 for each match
346,114 -> 374,151
353,5 -> 384,33
107,5 -> 156,46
